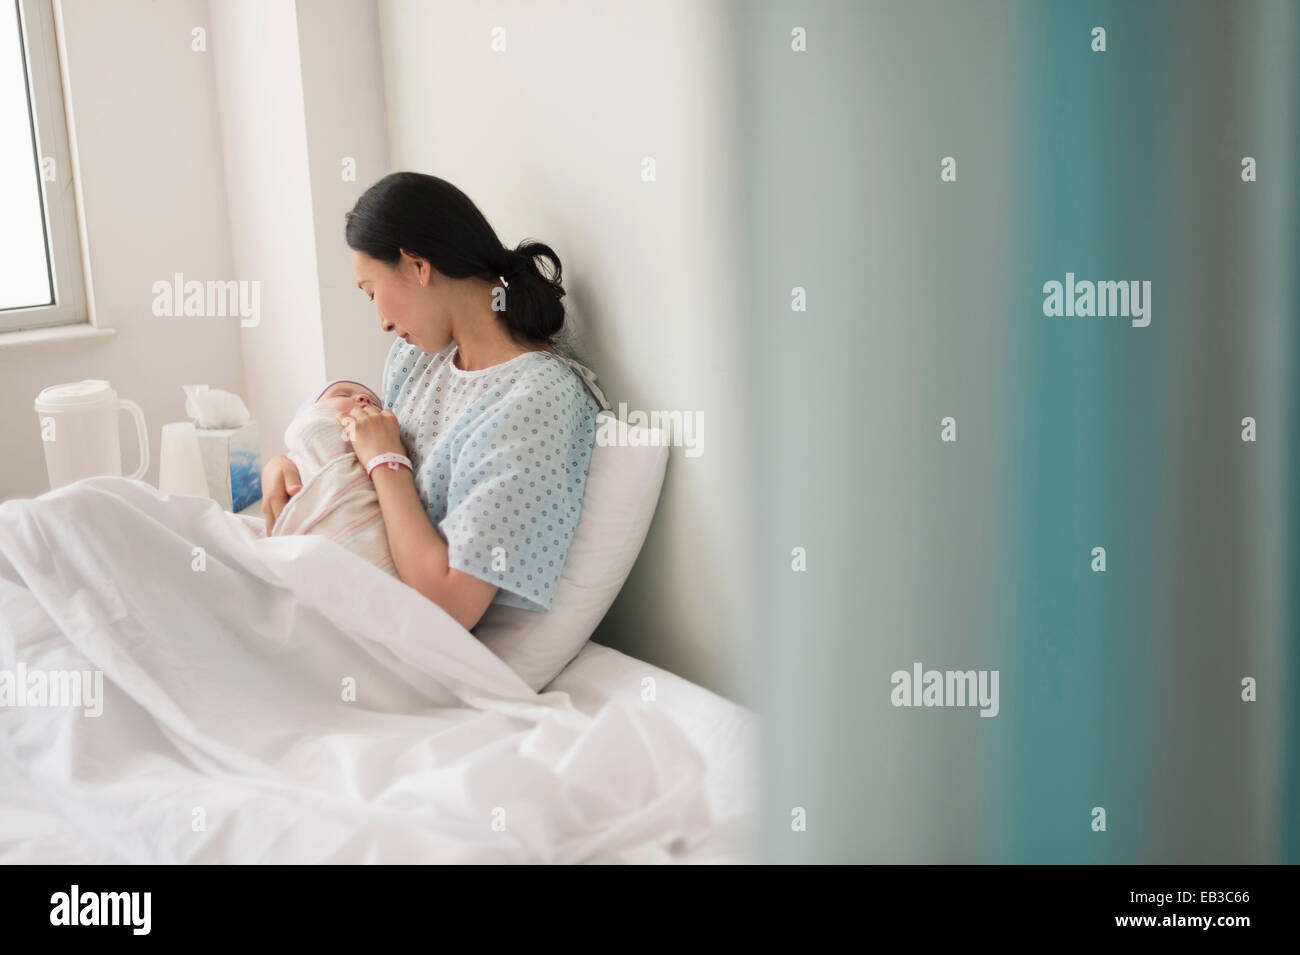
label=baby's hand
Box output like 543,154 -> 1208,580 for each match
261,454 -> 302,535
338,405 -> 404,466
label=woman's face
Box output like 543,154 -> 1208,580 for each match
351,249 -> 450,354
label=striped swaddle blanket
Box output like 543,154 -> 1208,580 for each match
270,404 -> 397,576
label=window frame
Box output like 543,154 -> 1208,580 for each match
1,0 -> 88,334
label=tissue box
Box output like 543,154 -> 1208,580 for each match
196,422 -> 261,512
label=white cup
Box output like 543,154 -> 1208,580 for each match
158,422 -> 210,498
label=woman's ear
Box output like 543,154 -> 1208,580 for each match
399,249 -> 430,287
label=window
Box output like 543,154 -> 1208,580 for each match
0,0 -> 86,332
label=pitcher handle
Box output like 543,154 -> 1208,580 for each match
117,399 -> 150,481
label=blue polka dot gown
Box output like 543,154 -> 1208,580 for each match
381,338 -> 598,613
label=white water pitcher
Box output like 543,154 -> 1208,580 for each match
34,380 -> 150,489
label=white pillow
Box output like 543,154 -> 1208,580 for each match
471,412 -> 668,691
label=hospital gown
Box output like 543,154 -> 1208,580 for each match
381,338 -> 599,613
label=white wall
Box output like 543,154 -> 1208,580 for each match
0,0 -> 244,499
209,0 -> 326,464
208,0 -> 392,463
377,0 -> 756,702
295,0 -> 394,385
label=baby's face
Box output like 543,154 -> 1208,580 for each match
317,382 -> 380,415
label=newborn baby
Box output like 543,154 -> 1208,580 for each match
269,379 -> 399,576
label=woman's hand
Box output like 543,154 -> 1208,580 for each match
261,454 -> 302,535
338,404 -> 406,469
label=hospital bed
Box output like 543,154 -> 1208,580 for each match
0,476 -> 760,864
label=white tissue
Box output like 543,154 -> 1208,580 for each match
183,384 -> 251,429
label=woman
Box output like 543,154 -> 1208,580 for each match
261,172 -> 602,633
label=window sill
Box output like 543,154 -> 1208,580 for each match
0,323 -> 116,349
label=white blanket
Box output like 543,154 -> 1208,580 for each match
0,477 -> 715,863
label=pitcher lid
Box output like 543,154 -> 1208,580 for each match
34,379 -> 118,412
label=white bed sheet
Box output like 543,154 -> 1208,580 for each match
0,477 -> 756,864
546,642 -> 761,864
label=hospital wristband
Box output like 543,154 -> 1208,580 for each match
365,452 -> 413,480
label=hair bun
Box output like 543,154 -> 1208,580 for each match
344,173 -> 565,346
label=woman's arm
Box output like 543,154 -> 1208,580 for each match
340,406 -> 499,632
369,465 -> 499,630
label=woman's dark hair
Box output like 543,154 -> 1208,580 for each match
344,171 -> 566,347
